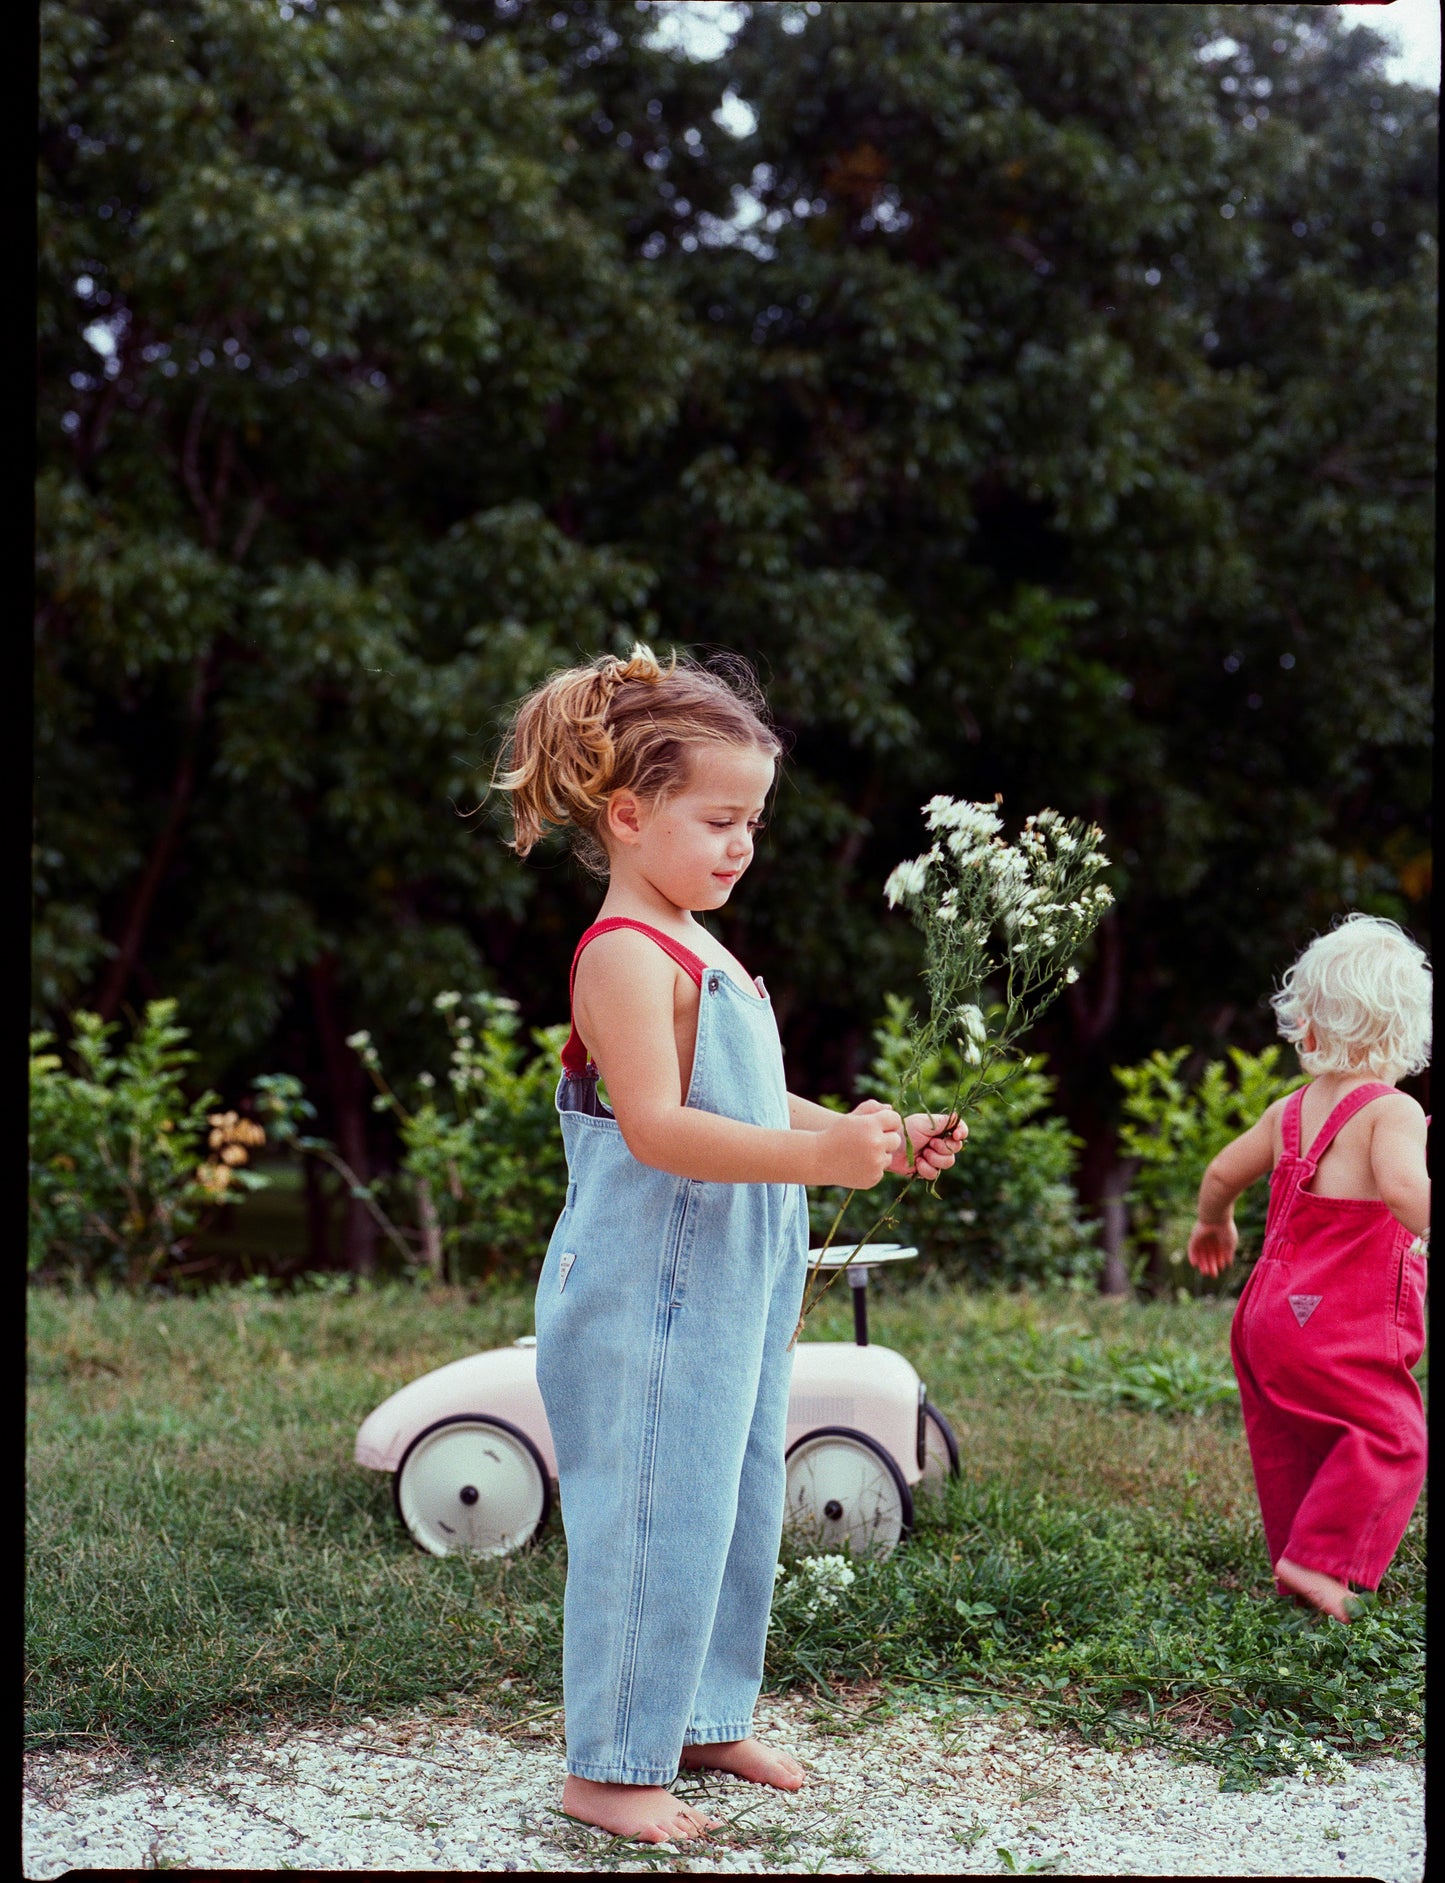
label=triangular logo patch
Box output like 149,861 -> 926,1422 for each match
559,1251 -> 577,1293
1289,1294 -> 1322,1327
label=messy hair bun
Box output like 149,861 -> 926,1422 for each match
494,644 -> 783,877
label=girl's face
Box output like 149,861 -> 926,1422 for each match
608,743 -> 776,912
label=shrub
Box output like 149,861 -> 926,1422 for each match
1113,1045 -> 1305,1293
28,1001 -> 267,1287
345,993 -> 570,1284
811,995 -> 1098,1288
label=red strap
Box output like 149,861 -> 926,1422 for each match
560,919 -> 708,1074
1298,1081 -> 1400,1169
1281,1086 -> 1305,1160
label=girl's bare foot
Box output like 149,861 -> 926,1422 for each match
679,1736 -> 806,1790
561,1774 -> 720,1845
1275,1556 -> 1356,1622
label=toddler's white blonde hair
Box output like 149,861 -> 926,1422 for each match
1271,913 -> 1431,1079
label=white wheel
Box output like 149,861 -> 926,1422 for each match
393,1416 -> 550,1558
784,1426 -> 913,1560
919,1400 -> 960,1492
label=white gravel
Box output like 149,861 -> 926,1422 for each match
23,1693 -> 1423,1877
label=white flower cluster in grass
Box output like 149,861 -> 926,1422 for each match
773,1554 -> 858,1619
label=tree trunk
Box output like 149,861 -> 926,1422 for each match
95,653 -> 212,1020
1059,913 -> 1132,1294
308,954 -> 378,1276
304,1153 -> 333,1271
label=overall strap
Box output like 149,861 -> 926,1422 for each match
560,918 -> 709,1074
1298,1081 -> 1400,1170
1281,1086 -> 1306,1160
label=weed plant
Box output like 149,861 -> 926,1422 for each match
26,1280 -> 1422,1790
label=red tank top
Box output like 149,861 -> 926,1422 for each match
560,918 -> 709,1075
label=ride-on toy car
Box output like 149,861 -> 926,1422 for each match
355,1244 -> 959,1561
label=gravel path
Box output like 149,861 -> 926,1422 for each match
24,1693 -> 1423,1877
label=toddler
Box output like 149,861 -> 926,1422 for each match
1188,914 -> 1430,1621
496,646 -> 965,1844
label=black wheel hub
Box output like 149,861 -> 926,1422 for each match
459,1485 -> 479,1506
823,1499 -> 844,1520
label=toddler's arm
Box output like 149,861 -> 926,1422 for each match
1370,1093 -> 1430,1236
1187,1102 -> 1282,1277
575,933 -> 903,1188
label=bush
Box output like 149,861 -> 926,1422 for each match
28,1001 -> 267,1287
811,995 -> 1098,1288
1113,1045 -> 1305,1293
349,992 -> 570,1284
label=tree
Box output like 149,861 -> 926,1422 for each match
35,3 -> 1433,1281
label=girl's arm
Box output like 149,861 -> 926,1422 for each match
1187,1102 -> 1281,1277
575,933 -> 903,1188
1370,1093 -> 1430,1236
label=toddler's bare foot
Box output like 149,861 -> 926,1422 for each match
561,1774 -> 719,1845
679,1736 -> 806,1790
1275,1556 -> 1355,1623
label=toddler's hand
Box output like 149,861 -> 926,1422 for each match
1187,1218 -> 1237,1277
816,1104 -> 905,1190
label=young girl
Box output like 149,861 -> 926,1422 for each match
496,646 -> 965,1846
1188,914 -> 1430,1623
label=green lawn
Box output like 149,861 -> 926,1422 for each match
26,1278 -> 1424,1789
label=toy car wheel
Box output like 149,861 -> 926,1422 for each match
920,1400 -> 960,1490
393,1415 -> 551,1558
784,1425 -> 913,1560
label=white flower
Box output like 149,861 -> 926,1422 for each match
924,797 -> 1003,839
1093,884 -> 1115,906
884,855 -> 932,907
956,1003 -> 987,1043
417,1070 -> 436,1088
1039,931 -> 1057,947
935,903 -> 958,922
962,1041 -> 982,1065
433,991 -> 462,1011
1065,966 -> 1080,984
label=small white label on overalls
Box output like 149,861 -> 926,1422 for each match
559,1251 -> 577,1292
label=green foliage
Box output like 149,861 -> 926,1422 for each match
811,996 -> 1097,1288
1115,1044 -> 1305,1290
1013,1331 -> 1239,1417
33,0 -> 1433,1209
366,994 -> 570,1284
27,1001 -> 265,1286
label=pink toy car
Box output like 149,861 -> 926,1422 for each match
355,1244 -> 959,1561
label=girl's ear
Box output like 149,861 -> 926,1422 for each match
605,790 -> 645,846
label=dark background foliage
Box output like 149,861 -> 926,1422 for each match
34,1 -> 1433,1272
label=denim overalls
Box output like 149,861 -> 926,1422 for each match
534,918 -> 810,1785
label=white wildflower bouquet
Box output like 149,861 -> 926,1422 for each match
794,795 -> 1114,1336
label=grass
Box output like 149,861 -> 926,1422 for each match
26,1275 -> 1424,1791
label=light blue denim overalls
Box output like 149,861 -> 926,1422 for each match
534,917 -> 810,1786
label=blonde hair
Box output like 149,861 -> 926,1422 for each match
493,643 -> 783,877
1270,913 -> 1432,1080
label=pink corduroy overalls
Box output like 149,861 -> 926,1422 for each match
1230,1082 -> 1428,1592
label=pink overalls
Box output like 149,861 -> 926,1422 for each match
1230,1082 -> 1427,1592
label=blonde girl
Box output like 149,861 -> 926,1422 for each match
1189,914 -> 1429,1622
496,646 -> 965,1845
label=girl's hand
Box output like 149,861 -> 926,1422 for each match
1187,1218 -> 1237,1277
902,1111 -> 966,1181
816,1104 -> 906,1189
